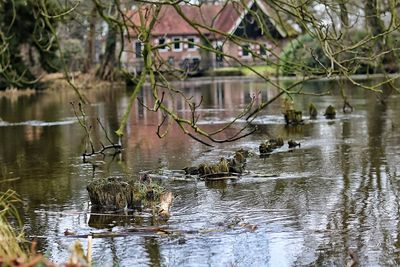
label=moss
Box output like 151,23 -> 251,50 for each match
210,65 -> 276,77
188,150 -> 249,178
259,137 -> 284,155
87,177 -> 165,210
309,103 -> 318,120
324,105 -> 336,119
240,65 -> 276,76
210,68 -> 243,77
284,109 -> 303,125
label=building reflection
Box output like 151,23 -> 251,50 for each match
1,79 -> 400,265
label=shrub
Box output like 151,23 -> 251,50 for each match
280,34 -> 330,76
280,30 -> 385,76
62,39 -> 85,72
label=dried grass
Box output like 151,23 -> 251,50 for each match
0,190 -> 29,263
0,190 -> 54,266
0,87 -> 36,98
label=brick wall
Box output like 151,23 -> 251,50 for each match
123,35 -> 286,71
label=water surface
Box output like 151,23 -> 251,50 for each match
1,79 -> 400,266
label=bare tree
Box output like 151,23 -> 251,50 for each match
2,0 -> 400,145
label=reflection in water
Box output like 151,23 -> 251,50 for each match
88,212 -> 135,230
1,79 -> 400,265
145,237 -> 161,267
205,180 -> 228,191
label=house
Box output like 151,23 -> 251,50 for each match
123,0 -> 298,72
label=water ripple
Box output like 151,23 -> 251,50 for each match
0,119 -> 77,127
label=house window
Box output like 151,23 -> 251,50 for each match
242,45 -> 251,57
259,44 -> 266,56
135,42 -> 142,58
215,45 -> 223,65
187,37 -> 196,50
173,37 -> 182,51
158,37 -> 167,52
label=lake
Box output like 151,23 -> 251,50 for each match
1,77 -> 400,266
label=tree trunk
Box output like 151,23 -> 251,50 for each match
338,0 -> 349,29
96,24 -> 117,80
199,37 -> 213,72
84,6 -> 97,73
364,0 -> 398,73
364,0 -> 385,36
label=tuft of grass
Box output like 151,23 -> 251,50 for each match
0,189 -> 30,264
212,65 -> 276,77
0,87 -> 36,98
0,190 -> 90,266
211,67 -> 243,76
240,65 -> 276,76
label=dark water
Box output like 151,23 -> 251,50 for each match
1,78 -> 400,266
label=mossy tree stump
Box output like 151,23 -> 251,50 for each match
324,105 -> 336,119
87,177 -> 164,211
183,149 -> 249,179
309,103 -> 318,120
284,109 -> 304,125
259,138 -> 284,155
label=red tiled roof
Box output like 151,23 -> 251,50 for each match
127,3 -> 245,37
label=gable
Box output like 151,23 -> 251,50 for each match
127,4 -> 241,37
127,1 -> 298,39
233,1 -> 284,39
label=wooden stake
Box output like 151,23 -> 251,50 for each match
86,235 -> 92,265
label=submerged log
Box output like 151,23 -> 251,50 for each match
183,166 -> 199,175
201,172 -> 240,180
64,226 -> 176,239
87,177 -> 166,211
184,149 -> 249,180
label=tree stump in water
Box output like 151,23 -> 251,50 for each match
309,103 -> 318,120
284,109 -> 304,125
159,192 -> 174,219
324,105 -> 336,119
183,149 -> 249,180
259,137 -> 284,155
87,177 -> 166,211
288,140 -> 301,148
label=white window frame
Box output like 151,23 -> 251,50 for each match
172,37 -> 182,52
157,37 -> 168,52
186,36 -> 197,51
